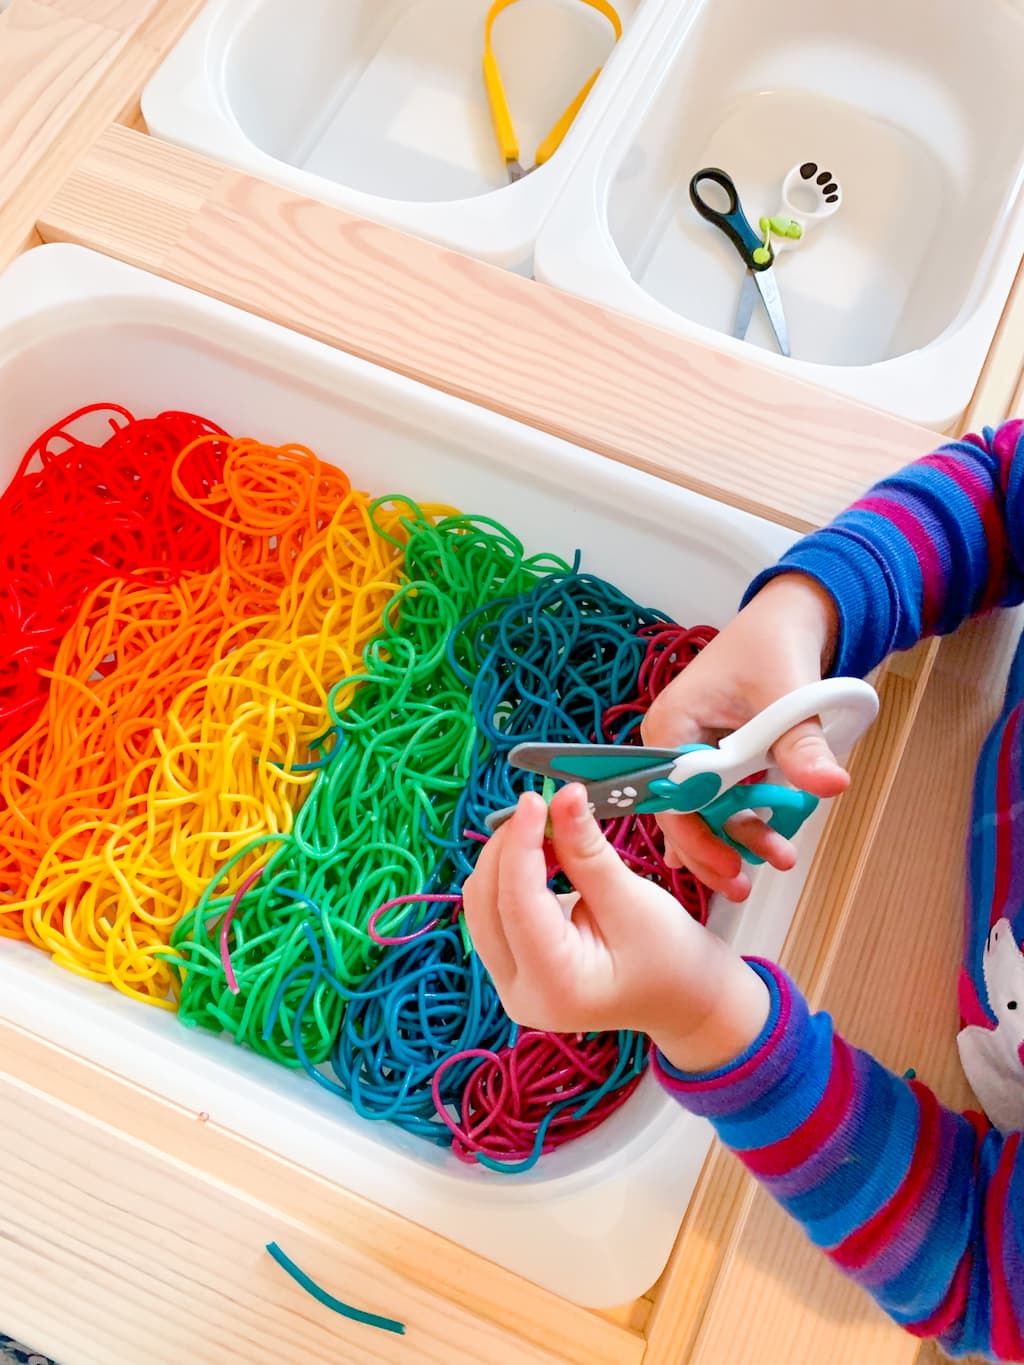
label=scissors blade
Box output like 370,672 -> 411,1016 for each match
578,771 -> 677,821
485,765 -> 676,832
507,742 -> 681,783
484,743 -> 685,832
754,268 -> 790,357
733,272 -> 758,340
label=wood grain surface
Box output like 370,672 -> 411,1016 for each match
0,1021 -> 643,1365
0,0 -> 205,267
37,125 -> 942,535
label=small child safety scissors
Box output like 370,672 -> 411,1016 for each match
485,678 -> 878,865
689,161 -> 842,357
484,0 -> 622,183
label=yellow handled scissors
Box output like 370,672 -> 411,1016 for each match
483,0 -> 622,184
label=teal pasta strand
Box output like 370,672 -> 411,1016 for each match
265,1242 -> 406,1335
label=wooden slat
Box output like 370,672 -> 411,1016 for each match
0,0 -> 207,267
40,118 -> 222,268
0,1072 -> 582,1365
964,253 -> 1024,428
598,1300 -> 654,1335
0,1020 -> 642,1365
36,125 -> 938,536
640,1144 -> 754,1365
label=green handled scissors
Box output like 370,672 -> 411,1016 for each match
485,678 -> 878,865
690,162 -> 843,357
690,166 -> 792,356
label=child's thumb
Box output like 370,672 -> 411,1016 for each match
771,718 -> 850,798
549,784 -> 635,905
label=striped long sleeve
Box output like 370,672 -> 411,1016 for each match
744,420 -> 1024,678
654,964 -> 1024,1359
652,421 -> 1024,1359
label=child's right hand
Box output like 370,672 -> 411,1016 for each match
642,572 -> 851,902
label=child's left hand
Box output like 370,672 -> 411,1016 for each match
463,783 -> 771,1073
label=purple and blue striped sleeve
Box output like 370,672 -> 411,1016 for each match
650,424 -> 1024,1358
743,421 -> 1024,678
653,963 -> 1024,1359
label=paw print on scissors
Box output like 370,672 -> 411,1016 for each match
798,161 -> 840,206
606,786 -> 638,809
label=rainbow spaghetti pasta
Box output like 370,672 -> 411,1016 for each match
0,406 -> 716,1170
171,502 -> 570,1051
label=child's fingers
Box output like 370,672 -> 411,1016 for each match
494,792 -> 571,977
548,783 -> 637,927
721,812 -> 798,870
462,830 -> 516,983
771,717 -> 850,798
656,812 -> 754,900
682,855 -> 753,902
658,811 -> 745,879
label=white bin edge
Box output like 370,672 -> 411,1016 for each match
0,243 -> 820,1306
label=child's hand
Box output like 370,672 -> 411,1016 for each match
463,783 -> 771,1073
642,573 -> 850,902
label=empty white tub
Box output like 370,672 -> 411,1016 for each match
535,0 -> 1024,429
141,0 -> 673,271
0,244 -> 831,1307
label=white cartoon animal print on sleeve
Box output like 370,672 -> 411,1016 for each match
957,917 -> 1024,1132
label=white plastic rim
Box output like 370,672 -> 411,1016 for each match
535,0 -> 1024,428
0,244 -> 831,1306
141,0 -> 679,270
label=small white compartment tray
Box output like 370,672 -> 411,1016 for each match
535,0 -> 1024,428
141,0 -> 672,271
0,245 -> 819,1307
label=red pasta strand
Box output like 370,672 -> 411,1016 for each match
0,405 -> 228,749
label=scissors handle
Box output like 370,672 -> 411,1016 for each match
664,678 -> 878,800
689,168 -> 773,272
697,783 -> 820,866
484,0 -> 622,179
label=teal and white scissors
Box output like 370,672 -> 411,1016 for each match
485,678 -> 877,865
690,160 -> 842,357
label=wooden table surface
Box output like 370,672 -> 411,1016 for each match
2,3 -> 1023,1363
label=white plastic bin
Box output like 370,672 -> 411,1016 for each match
141,0 -> 673,271
0,245 -> 825,1307
535,0 -> 1024,429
